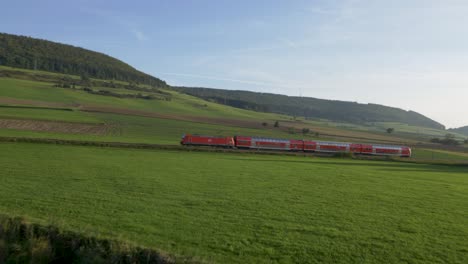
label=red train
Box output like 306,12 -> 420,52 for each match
181,134 -> 412,157
180,134 -> 235,147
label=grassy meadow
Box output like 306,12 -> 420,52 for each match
0,105 -> 101,123
411,148 -> 468,161
1,142 -> 467,263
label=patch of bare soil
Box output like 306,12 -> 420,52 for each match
0,119 -> 110,135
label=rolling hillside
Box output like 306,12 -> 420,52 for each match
0,32 -> 166,87
0,32 -> 447,130
449,126 -> 468,136
174,87 -> 445,130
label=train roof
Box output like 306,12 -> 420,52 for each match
186,134 -> 231,138
371,144 -> 407,148
235,135 -> 299,141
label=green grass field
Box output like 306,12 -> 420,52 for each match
0,105 -> 101,123
1,142 -> 467,263
411,148 -> 468,161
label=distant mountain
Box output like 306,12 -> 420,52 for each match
174,87 -> 445,130
448,126 -> 468,136
0,32 -> 166,87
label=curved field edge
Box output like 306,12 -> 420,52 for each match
1,142 -> 467,263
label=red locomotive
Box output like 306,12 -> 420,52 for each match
180,134 -> 411,157
180,134 -> 235,148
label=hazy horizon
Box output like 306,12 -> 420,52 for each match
2,0 -> 467,128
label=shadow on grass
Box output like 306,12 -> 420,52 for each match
225,157 -> 468,174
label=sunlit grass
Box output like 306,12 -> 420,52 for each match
1,142 -> 467,263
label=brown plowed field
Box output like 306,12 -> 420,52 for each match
0,119 -> 110,135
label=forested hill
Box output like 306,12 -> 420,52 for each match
174,87 -> 445,129
0,32 -> 166,87
448,126 -> 468,136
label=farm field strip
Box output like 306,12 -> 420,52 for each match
0,97 -> 412,144
0,105 -> 101,124
0,118 -> 110,135
1,76 -> 455,145
0,142 -> 467,263
0,96 -> 413,145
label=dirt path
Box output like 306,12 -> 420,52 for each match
0,119 -> 110,135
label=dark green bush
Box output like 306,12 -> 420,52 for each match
0,215 -> 173,263
332,152 -> 354,158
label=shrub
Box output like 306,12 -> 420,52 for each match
430,134 -> 460,146
332,152 -> 354,158
0,215 -> 174,263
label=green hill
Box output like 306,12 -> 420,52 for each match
449,126 -> 468,136
173,87 -> 445,130
0,32 -> 166,87
0,32 -> 445,130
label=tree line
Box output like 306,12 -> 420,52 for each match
0,32 -> 167,88
173,87 -> 445,130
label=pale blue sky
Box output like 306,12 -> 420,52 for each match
2,0 -> 468,128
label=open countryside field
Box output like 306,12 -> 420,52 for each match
2,71 -> 465,147
0,112 -> 328,144
0,76 -> 290,121
1,72 -> 468,166
0,142 -> 467,263
0,78 -> 393,144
